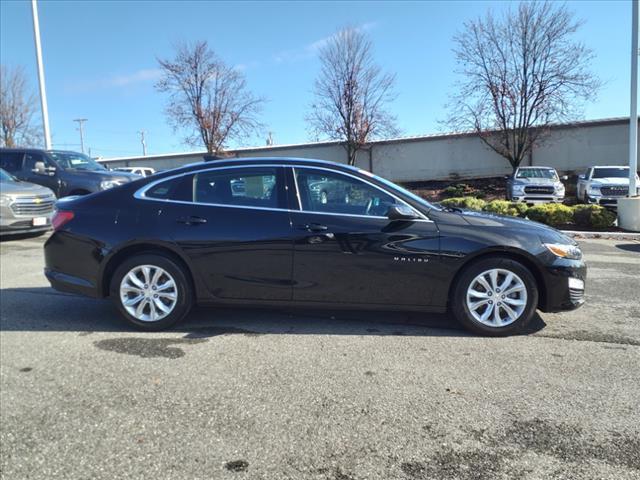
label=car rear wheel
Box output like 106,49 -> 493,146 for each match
451,258 -> 538,336
110,253 -> 193,330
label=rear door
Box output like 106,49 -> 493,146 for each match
144,166 -> 294,301
288,166 -> 440,306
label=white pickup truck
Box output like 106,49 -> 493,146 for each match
576,166 -> 640,207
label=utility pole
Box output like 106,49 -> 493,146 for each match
138,130 -> 147,156
73,118 -> 88,153
31,0 -> 51,150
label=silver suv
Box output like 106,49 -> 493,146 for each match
506,167 -> 567,204
576,166 -> 640,207
0,168 -> 56,236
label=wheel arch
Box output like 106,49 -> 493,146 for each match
100,242 -> 198,298
447,248 -> 547,310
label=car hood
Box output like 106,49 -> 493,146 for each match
513,177 -> 559,185
456,209 -> 576,245
65,169 -> 138,182
0,180 -> 56,197
589,177 -> 630,186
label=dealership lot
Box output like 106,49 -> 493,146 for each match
1,235 -> 639,479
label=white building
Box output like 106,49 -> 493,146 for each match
99,117 -> 639,182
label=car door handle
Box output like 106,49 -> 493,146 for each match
177,216 -> 207,225
299,223 -> 328,232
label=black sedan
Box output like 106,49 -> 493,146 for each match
44,158 -> 586,336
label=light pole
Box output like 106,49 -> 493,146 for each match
73,118 -> 88,153
619,0 -> 640,232
31,0 -> 51,150
630,0 -> 639,197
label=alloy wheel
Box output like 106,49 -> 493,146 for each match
119,265 -> 178,322
465,268 -> 528,327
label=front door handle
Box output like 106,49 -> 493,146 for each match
177,216 -> 207,226
299,223 -> 328,232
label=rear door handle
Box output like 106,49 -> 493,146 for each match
177,216 -> 207,225
298,223 -> 328,232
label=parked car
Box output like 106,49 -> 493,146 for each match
0,148 -> 138,198
113,167 -> 156,177
576,166 -> 640,207
44,158 -> 586,336
0,168 -> 56,236
506,167 -> 567,204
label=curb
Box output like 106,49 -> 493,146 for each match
561,230 -> 640,240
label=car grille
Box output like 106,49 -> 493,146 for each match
600,186 -> 628,196
569,288 -> 584,304
10,196 -> 55,216
524,186 -> 555,194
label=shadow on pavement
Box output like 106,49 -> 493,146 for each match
615,243 -> 640,253
0,287 -> 546,337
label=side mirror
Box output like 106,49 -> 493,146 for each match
578,174 -> 585,180
33,161 -> 55,176
561,175 -> 568,181
387,204 -> 419,221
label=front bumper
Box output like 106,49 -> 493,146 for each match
586,195 -> 624,208
540,258 -> 587,312
0,201 -> 54,235
512,194 -> 564,204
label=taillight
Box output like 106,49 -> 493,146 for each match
52,210 -> 74,231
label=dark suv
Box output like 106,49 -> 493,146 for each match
0,148 -> 137,198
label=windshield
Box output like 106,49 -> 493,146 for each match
592,167 -> 629,178
358,169 -> 441,211
49,152 -> 106,171
516,168 -> 558,180
0,168 -> 16,182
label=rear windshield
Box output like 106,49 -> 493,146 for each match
516,168 -> 558,180
592,167 -> 629,178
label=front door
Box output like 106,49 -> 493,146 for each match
20,152 -> 62,196
289,167 -> 440,306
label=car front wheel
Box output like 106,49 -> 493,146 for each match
451,258 -> 538,336
110,253 -> 193,331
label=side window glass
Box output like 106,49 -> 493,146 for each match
295,168 -> 396,217
23,153 -> 45,172
193,168 -> 279,208
0,152 -> 24,173
145,177 -> 187,200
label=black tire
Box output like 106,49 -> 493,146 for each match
109,253 -> 193,331
451,257 -> 538,336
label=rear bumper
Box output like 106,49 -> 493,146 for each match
44,268 -> 100,298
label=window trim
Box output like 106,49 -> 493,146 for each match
134,163 -> 432,222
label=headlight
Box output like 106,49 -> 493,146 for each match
555,184 -> 565,193
588,186 -> 601,195
100,180 -> 126,190
544,243 -> 582,260
512,184 -> 525,193
0,194 -> 13,207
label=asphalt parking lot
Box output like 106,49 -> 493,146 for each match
1,235 -> 639,480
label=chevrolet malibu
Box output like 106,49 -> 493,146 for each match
44,158 -> 586,336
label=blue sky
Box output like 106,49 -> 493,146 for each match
0,0 -> 633,158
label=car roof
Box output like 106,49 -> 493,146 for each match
180,157 -> 361,173
517,166 -> 556,170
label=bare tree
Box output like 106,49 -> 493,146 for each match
446,1 -> 601,172
156,41 -> 264,156
0,65 -> 39,148
308,27 -> 398,166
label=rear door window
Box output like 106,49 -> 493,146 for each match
192,168 -> 281,209
0,152 -> 24,173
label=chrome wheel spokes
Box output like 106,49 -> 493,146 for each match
119,265 -> 177,322
466,268 -> 528,327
